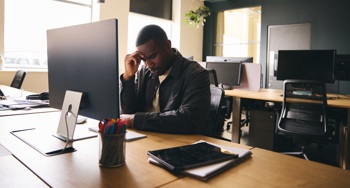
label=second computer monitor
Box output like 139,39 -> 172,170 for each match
206,62 -> 242,88
276,50 -> 336,83
206,56 -> 253,63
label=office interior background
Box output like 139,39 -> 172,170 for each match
0,0 -> 350,95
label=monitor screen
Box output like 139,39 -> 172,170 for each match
206,62 -> 242,86
276,50 -> 336,83
206,56 -> 253,63
47,19 -> 120,121
335,54 -> 350,81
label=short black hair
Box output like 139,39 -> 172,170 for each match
136,25 -> 168,47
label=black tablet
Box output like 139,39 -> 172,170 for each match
147,142 -> 238,171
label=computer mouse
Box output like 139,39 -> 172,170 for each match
76,115 -> 87,124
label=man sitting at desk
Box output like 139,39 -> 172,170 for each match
120,24 -> 210,134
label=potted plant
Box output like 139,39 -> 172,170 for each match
185,5 -> 211,28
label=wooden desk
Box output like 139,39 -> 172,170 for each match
0,144 -> 49,187
0,155 -> 50,187
1,112 -> 350,187
161,148 -> 350,187
225,88 -> 350,170
0,85 -> 57,116
0,112 -> 251,187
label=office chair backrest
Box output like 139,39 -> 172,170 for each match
10,70 -> 27,89
207,69 -> 219,87
277,80 -> 328,136
207,68 -> 233,121
201,85 -> 225,138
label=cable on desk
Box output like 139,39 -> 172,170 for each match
58,104 -> 73,154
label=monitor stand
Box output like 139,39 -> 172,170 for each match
221,84 -> 233,90
52,90 -> 97,142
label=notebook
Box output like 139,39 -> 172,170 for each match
147,142 -> 239,171
148,140 -> 252,181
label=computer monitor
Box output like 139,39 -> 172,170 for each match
47,19 -> 120,122
276,50 -> 336,83
206,62 -> 242,88
206,56 -> 253,63
335,54 -> 350,81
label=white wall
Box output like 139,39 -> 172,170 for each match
99,0 -> 130,75
99,0 -> 204,72
0,70 -> 48,93
177,0 -> 204,61
0,0 -> 204,93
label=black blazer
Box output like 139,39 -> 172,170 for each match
120,49 -> 210,134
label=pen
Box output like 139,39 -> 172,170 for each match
121,124 -> 127,134
104,122 -> 109,134
116,122 -> 123,134
98,121 -> 105,133
108,124 -> 116,134
98,118 -> 127,134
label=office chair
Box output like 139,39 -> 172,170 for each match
207,69 -> 219,87
201,84 -> 226,138
207,69 -> 245,134
10,70 -> 26,89
207,69 -> 232,132
277,80 -> 328,160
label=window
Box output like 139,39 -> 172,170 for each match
3,0 -> 93,69
214,7 -> 261,64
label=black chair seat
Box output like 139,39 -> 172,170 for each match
286,111 -> 322,122
279,119 -> 326,136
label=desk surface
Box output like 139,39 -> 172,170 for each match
1,112 -> 350,187
0,143 -> 48,187
163,148 -> 350,188
0,155 -> 49,187
0,112 -> 251,188
225,88 -> 350,109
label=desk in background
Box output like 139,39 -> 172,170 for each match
0,85 -> 57,116
1,112 -> 350,187
225,88 -> 350,170
0,84 -> 33,97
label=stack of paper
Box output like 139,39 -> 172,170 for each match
148,140 -> 252,181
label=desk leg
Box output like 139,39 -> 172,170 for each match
231,96 -> 241,143
346,109 -> 349,169
339,108 -> 350,170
